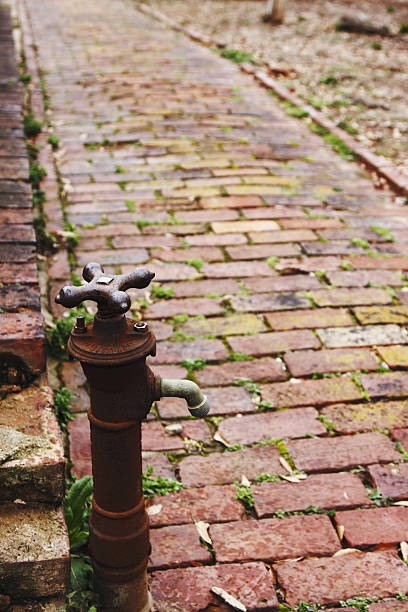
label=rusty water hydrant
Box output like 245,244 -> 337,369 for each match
56,262 -> 210,612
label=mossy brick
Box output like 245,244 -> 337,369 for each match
0,504 -> 69,599
354,305 -> 408,325
317,324 -> 408,347
149,339 -> 228,365
202,261 -> 274,278
151,562 -> 278,612
309,288 -> 392,307
253,472 -> 370,517
228,330 -> 320,357
261,376 -> 362,408
210,515 -> 339,564
287,432 -> 400,472
157,386 -> 254,418
147,484 -> 245,527
321,401 -> 408,434
368,463 -> 408,500
360,372 -> 408,398
211,220 -> 279,234
179,445 -> 287,487
0,312 -> 45,373
144,297 -> 223,319
377,345 -> 408,367
195,357 -> 287,387
327,270 -> 403,287
244,274 -> 322,293
149,524 -> 211,570
249,229 -> 317,243
275,552 -> 408,607
226,243 -> 300,259
336,507 -> 408,547
284,348 -> 379,377
266,307 -> 353,330
231,292 -> 310,313
217,407 -> 325,445
181,313 -> 266,337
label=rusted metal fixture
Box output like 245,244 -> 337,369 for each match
56,262 -> 210,611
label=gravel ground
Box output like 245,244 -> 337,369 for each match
144,0 -> 408,179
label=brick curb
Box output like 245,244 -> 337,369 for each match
137,1 -> 408,198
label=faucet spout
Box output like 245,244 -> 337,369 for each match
160,379 -> 210,417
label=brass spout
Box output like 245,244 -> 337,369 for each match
160,379 -> 210,417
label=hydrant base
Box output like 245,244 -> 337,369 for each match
94,574 -> 152,612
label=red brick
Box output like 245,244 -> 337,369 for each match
144,297 -> 223,319
275,551 -> 408,607
129,262 -> 199,282
0,263 -> 38,285
147,485 -> 245,527
245,274 -> 321,293
336,507 -> 408,547
149,524 -> 211,570
142,454 -> 176,480
76,248 -> 148,266
327,270 -> 403,288
368,463 -> 408,500
226,243 -> 300,259
281,218 -> 343,229
249,229 -> 317,243
212,220 -> 279,234
322,401 -> 408,434
361,372 -> 408,399
48,250 -> 71,280
253,472 -> 370,517
0,312 -> 45,373
262,376 -> 362,408
150,364 -> 187,380
230,292 -> 310,313
275,256 -> 343,272
0,244 -> 36,263
354,305 -> 408,325
244,205 -> 306,219
347,256 -> 408,270
309,288 -> 392,307
398,289 -> 408,305
151,246 -> 223,262
202,261 -> 274,278
228,330 -> 320,357
179,445 -> 287,487
266,307 -> 353,330
113,235 -> 179,248
393,428 -> 408,450
157,386 -> 254,418
171,278 -> 240,298
0,284 -> 40,311
195,357 -> 287,386
210,515 -> 339,563
287,432 -> 400,472
301,241 -> 364,256
185,233 -> 247,246
284,348 -> 379,377
201,195 -> 263,209
369,602 -> 408,611
218,407 -> 325,445
151,562 -> 278,612
149,321 -> 173,341
68,414 -> 91,478
175,209 -> 239,222
179,420 -> 212,445
142,422 -> 185,452
149,339 -> 228,365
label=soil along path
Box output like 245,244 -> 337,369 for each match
20,0 -> 408,608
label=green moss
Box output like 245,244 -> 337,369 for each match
54,387 -> 74,431
217,48 -> 257,64
142,465 -> 184,498
23,113 -> 42,138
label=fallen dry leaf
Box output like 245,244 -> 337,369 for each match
279,456 -> 293,474
147,504 -> 162,516
333,548 -> 361,557
213,430 -> 230,447
241,475 -> 251,487
401,541 -> 408,561
394,501 -> 408,507
195,521 -> 212,545
337,524 -> 345,540
211,587 -> 246,611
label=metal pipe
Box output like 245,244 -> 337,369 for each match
160,378 -> 210,417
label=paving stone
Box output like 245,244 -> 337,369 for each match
181,313 -> 266,337
230,292 -> 310,313
377,345 -> 408,367
202,261 -> 274,278
144,297 -> 223,319
157,386 -> 254,418
147,484 -> 245,527
287,432 -> 400,472
321,401 -> 408,434
244,274 -> 321,293
284,348 -> 379,377
0,312 -> 45,373
253,472 -> 370,517
171,278 -> 240,298
151,562 -> 278,612
309,288 -> 392,307
149,339 -> 228,365
149,524 -> 211,570
275,551 -> 408,607
317,325 -> 408,348
336,507 -> 408,547
354,305 -> 408,325
368,463 -> 408,500
210,515 -> 339,563
361,372 -> 408,399
0,503 -> 69,599
195,357 -> 287,386
327,270 -> 403,288
249,229 -> 317,243
266,307 -> 354,330
218,407 -> 325,445
228,330 -> 320,357
179,445 -> 287,487
262,376 -> 362,408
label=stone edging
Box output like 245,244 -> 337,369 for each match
137,1 -> 408,198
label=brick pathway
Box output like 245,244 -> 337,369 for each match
21,0 -> 408,608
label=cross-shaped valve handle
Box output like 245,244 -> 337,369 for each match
55,262 -> 155,318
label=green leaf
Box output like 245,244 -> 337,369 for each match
70,555 -> 92,591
